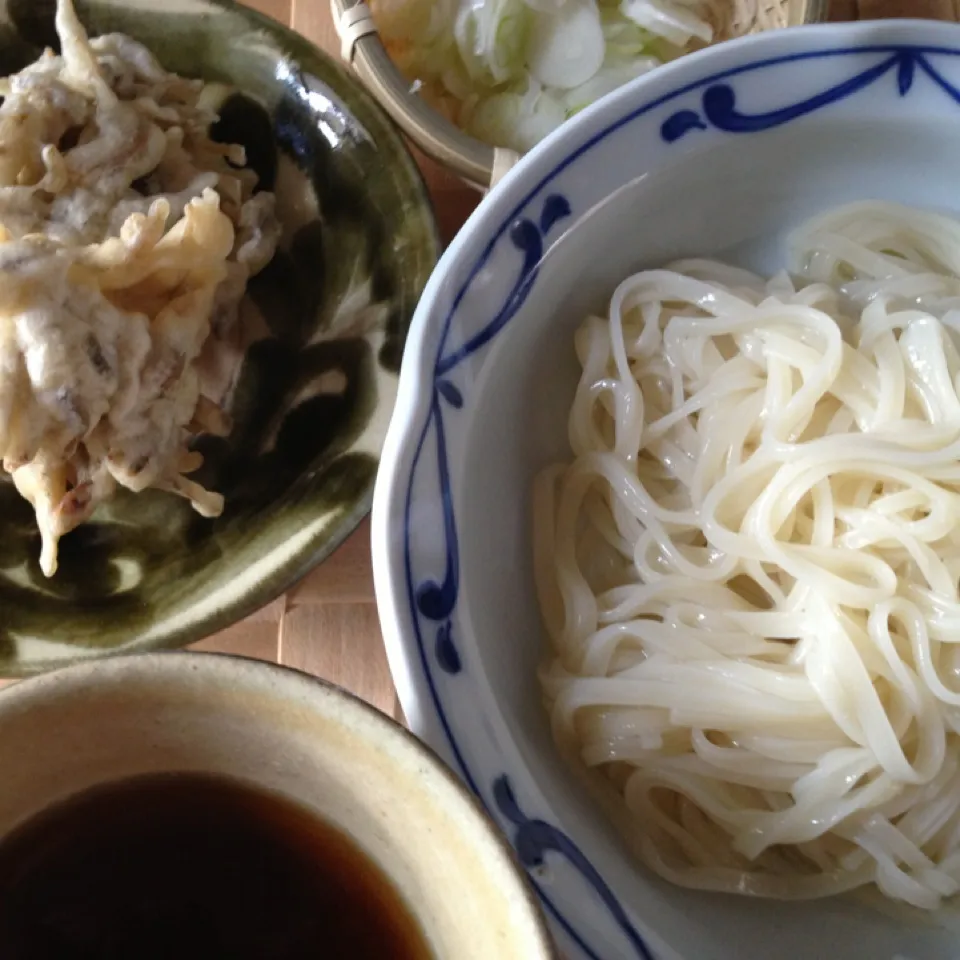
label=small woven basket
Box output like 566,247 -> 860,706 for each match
331,0 -> 831,190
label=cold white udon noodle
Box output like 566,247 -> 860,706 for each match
533,200 -> 960,910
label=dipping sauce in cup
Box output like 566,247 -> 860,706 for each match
0,653 -> 556,960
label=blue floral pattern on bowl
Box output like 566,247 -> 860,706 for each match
660,47 -> 960,143
387,29 -> 960,960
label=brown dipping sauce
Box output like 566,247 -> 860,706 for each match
0,773 -> 432,960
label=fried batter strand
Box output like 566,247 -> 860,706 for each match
0,0 -> 281,575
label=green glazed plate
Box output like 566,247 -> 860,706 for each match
0,0 -> 440,674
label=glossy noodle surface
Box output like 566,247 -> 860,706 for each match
535,200 -> 960,909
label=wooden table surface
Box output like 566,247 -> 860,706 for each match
196,0 -> 952,718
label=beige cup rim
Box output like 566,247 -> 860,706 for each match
0,651 -> 558,959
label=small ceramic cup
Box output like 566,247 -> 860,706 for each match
0,652 -> 556,959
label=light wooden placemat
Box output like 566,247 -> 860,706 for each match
837,0 -> 960,18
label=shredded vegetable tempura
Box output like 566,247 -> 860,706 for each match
371,0 -> 781,152
0,0 -> 281,576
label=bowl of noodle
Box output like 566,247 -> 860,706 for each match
0,0 -> 438,673
372,15 -> 960,960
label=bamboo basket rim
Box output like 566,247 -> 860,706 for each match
331,0 -> 832,191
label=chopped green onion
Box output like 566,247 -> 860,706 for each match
369,0 -> 717,150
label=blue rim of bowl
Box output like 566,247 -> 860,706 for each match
380,20 -> 960,960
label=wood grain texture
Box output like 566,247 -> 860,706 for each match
290,0 -> 338,49
290,519 -> 376,604
279,604 -> 397,718
412,148 -> 482,247
193,620 -> 282,662
858,0 -> 957,17
242,0 -> 292,26
828,0 -> 860,18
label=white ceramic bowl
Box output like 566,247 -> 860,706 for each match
0,653 -> 555,959
372,18 -> 960,960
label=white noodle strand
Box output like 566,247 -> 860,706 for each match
534,200 -> 960,907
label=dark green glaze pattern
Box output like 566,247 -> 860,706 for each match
0,0 -> 440,673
